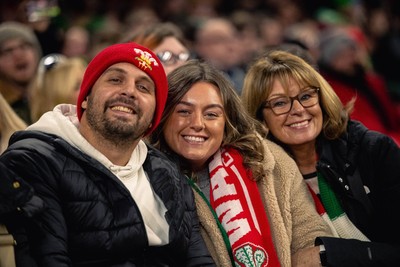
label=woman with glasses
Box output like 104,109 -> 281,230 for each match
242,50 -> 400,266
125,22 -> 190,75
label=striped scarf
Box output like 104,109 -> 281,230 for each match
209,147 -> 281,267
308,172 -> 370,241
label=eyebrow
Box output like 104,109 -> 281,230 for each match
178,100 -> 224,110
103,67 -> 154,85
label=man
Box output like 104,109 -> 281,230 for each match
0,42 -> 215,266
0,21 -> 42,124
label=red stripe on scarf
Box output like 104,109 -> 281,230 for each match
307,184 -> 326,215
209,147 -> 281,267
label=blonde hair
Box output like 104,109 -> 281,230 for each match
242,50 -> 351,140
0,93 -> 27,153
30,55 -> 87,122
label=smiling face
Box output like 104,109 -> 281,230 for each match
163,82 -> 226,171
80,62 -> 156,144
262,78 -> 323,147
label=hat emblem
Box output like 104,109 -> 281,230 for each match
134,48 -> 159,71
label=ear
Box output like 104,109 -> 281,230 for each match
81,98 -> 88,109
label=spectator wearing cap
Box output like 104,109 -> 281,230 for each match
0,21 -> 42,124
0,42 -> 215,267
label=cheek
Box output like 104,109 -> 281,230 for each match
163,116 -> 183,145
213,121 -> 225,140
262,110 -> 275,129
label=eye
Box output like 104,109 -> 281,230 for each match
176,109 -> 191,116
270,97 -> 289,108
137,84 -> 150,93
108,77 -> 122,83
299,92 -> 312,101
204,112 -> 219,119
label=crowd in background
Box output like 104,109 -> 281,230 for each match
1,0 -> 400,142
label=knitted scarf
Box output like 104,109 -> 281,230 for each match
308,172 -> 370,241
209,147 -> 281,267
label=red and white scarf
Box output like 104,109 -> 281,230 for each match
209,147 -> 281,267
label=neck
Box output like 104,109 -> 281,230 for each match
79,121 -> 140,166
289,142 -> 317,175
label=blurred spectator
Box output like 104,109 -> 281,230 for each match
318,27 -> 400,145
16,0 -> 63,55
368,3 -> 400,102
61,25 -> 90,59
0,21 -> 42,124
122,7 -> 160,38
29,53 -> 86,122
283,20 -> 321,62
0,92 -> 27,154
193,17 -> 245,93
125,22 -> 190,75
258,15 -> 284,49
230,10 -> 263,70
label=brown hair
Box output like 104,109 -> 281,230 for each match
124,22 -> 187,50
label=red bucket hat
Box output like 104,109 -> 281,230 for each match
77,42 -> 168,135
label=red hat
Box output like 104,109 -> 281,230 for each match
77,42 -> 168,135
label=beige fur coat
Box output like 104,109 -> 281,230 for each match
194,139 -> 333,267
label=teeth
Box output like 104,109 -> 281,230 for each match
289,121 -> 308,127
111,106 -> 133,113
184,136 -> 205,142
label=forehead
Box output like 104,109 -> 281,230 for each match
0,38 -> 29,49
102,62 -> 153,81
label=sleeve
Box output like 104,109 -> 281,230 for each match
0,145 -> 71,267
0,161 -> 34,217
364,132 -> 400,243
317,237 -> 400,267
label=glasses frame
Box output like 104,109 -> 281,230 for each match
263,86 -> 320,115
156,51 -> 190,66
41,53 -> 67,71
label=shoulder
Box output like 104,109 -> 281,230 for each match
347,120 -> 398,151
260,138 -> 299,177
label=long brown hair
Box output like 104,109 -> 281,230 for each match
150,59 -> 267,180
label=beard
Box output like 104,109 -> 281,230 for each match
85,97 -> 152,146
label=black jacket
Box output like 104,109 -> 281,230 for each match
316,120 -> 400,266
0,130 -> 215,267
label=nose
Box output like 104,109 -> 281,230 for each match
190,111 -> 205,131
289,99 -> 305,114
121,80 -> 138,98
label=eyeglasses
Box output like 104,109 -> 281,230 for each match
156,51 -> 190,66
263,86 -> 320,115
